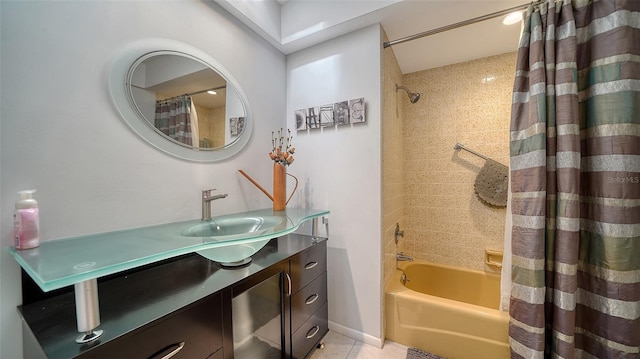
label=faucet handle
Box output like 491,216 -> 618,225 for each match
394,223 -> 404,244
202,189 -> 217,197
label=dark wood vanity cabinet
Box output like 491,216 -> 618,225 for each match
287,241 -> 329,359
226,239 -> 328,359
78,293 -> 223,359
19,235 -> 328,359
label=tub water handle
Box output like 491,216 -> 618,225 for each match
400,273 -> 410,285
394,223 -> 404,244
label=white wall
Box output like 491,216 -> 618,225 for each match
0,2 -> 285,358
217,0 -> 399,56
281,0 -> 397,44
215,0 -> 282,50
286,24 -> 384,345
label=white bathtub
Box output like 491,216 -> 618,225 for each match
385,261 -> 509,358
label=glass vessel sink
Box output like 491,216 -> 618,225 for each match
181,215 -> 283,239
196,239 -> 271,267
181,214 -> 286,266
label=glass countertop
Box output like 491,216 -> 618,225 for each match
10,208 -> 329,292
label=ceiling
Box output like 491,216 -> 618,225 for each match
376,0 -> 528,73
151,68 -> 227,109
218,0 -> 530,74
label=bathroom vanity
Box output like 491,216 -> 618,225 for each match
13,209 -> 329,359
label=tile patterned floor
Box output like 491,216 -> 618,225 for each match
309,331 -> 408,359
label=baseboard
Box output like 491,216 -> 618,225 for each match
328,321 -> 384,348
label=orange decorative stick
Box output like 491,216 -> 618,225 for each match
238,170 -> 273,201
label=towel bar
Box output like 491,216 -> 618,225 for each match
454,143 -> 491,161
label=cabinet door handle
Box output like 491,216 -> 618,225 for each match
306,326 -> 320,339
285,272 -> 292,296
304,261 -> 318,270
305,293 -> 319,305
149,341 -> 185,359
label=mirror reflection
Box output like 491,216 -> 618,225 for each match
128,53 -> 246,150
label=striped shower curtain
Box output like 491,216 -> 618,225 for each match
155,95 -> 196,146
508,0 -> 639,358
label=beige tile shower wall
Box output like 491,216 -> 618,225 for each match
401,52 -> 516,272
195,105 -> 226,148
382,33 -> 405,291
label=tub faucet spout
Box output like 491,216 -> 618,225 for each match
396,252 -> 413,262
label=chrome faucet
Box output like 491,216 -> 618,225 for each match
396,252 -> 413,262
202,189 -> 228,221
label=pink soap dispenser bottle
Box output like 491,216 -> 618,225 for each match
14,189 -> 40,250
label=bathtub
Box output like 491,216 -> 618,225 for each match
385,261 -> 509,359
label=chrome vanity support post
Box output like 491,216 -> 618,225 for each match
312,217 -> 319,239
74,279 -> 103,343
311,216 -> 329,242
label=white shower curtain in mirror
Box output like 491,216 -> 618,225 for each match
155,95 -> 199,146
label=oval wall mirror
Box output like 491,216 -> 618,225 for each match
108,39 -> 252,162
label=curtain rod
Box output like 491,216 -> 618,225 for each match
156,85 -> 228,104
383,1 -> 543,48
131,84 -> 227,98
186,85 -> 226,97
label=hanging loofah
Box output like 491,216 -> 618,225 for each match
474,159 -> 508,207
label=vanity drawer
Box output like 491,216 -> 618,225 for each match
290,241 -> 326,293
291,272 -> 327,333
79,294 -> 222,359
208,347 -> 223,359
291,302 -> 328,359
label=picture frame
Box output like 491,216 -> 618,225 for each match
294,98 -> 365,131
295,109 -> 307,130
319,104 -> 334,127
334,100 -> 349,126
229,117 -> 238,136
307,106 -> 321,129
349,98 -> 365,123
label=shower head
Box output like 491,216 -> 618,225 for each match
395,84 -> 421,103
